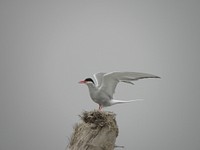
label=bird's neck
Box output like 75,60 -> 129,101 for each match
86,83 -> 97,94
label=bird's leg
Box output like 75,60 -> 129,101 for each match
98,105 -> 102,111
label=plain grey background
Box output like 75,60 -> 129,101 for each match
0,0 -> 200,150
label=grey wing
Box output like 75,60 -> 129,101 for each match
93,72 -> 106,87
100,71 -> 160,98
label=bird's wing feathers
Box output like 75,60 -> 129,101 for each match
93,72 -> 106,87
100,72 -> 160,98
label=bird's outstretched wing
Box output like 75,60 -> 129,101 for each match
93,72 -> 106,87
100,72 -> 160,98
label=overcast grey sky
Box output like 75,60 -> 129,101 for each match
0,0 -> 200,150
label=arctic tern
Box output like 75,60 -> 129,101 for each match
79,71 -> 160,110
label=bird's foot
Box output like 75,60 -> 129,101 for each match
98,105 -> 102,111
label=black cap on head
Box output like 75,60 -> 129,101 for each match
84,78 -> 94,84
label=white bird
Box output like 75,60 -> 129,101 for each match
79,71 -> 160,110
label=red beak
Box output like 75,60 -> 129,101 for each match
79,80 -> 86,84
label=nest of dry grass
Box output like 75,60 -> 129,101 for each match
79,110 -> 117,129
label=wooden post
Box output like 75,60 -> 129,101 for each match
67,110 -> 119,150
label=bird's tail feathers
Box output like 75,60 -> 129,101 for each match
110,99 -> 143,105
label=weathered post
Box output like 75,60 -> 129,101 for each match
67,110 -> 119,150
